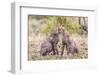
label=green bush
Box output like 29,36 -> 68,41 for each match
64,17 -> 81,34
41,17 -> 57,36
41,16 -> 84,35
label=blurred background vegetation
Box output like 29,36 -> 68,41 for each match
28,15 -> 88,36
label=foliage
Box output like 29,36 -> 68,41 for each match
41,16 -> 84,35
41,17 -> 57,36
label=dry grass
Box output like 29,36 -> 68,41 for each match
28,33 -> 88,61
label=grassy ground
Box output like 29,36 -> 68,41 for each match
28,33 -> 88,61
